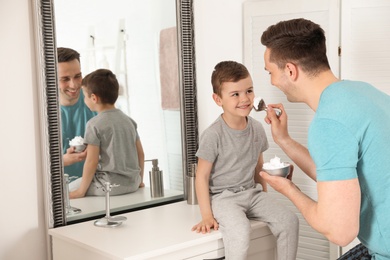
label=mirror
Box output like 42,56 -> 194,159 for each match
54,0 -> 183,223
34,0 -> 197,227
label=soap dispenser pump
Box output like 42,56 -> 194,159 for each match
145,159 -> 164,197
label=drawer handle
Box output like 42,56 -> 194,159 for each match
203,257 -> 225,260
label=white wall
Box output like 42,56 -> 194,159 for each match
0,1 -> 47,260
194,0 -> 248,133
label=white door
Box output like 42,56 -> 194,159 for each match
340,0 -> 390,94
340,0 -> 390,254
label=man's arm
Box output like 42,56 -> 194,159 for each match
265,104 -> 317,180
261,171 -> 360,246
264,104 -> 360,245
63,146 -> 87,166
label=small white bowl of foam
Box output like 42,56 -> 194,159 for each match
262,156 -> 291,178
69,136 -> 86,153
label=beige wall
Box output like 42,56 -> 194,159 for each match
0,0 -> 47,259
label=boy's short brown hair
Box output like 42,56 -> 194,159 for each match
82,69 -> 119,104
211,61 -> 250,96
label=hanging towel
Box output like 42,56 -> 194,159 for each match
159,27 -> 180,110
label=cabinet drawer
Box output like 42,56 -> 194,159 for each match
184,233 -> 276,260
184,248 -> 225,260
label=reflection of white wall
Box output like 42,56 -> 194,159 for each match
54,0 -> 179,189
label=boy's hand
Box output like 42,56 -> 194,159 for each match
191,217 -> 219,234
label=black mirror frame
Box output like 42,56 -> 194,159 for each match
33,0 -> 198,228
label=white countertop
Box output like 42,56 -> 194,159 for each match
67,188 -> 183,222
50,201 -> 270,259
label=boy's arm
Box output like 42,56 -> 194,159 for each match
69,144 -> 100,199
255,153 -> 267,192
135,139 -> 145,187
191,158 -> 219,233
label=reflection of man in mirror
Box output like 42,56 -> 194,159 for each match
57,47 -> 97,178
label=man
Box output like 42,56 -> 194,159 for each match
259,18 -> 390,259
58,47 -> 96,178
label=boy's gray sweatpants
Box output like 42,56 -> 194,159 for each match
211,184 -> 299,260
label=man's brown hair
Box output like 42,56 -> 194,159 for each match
261,18 -> 330,76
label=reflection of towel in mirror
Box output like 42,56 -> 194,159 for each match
159,27 -> 180,110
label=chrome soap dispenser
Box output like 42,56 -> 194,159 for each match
186,163 -> 198,205
145,159 -> 164,197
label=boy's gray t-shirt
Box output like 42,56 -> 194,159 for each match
84,109 -> 141,186
196,115 -> 268,194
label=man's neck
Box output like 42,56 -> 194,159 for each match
59,96 -> 79,107
302,70 -> 339,112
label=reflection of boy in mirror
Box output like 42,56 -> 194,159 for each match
57,47 -> 96,178
191,61 -> 299,259
69,69 -> 145,199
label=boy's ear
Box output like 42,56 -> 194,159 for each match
91,93 -> 99,103
212,93 -> 223,107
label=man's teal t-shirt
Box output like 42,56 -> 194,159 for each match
308,80 -> 390,259
61,91 -> 96,178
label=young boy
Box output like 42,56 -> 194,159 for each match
192,61 -> 299,259
69,69 -> 145,199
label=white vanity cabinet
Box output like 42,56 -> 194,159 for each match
49,201 -> 276,260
